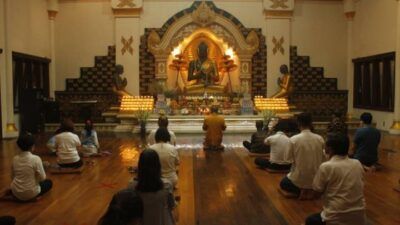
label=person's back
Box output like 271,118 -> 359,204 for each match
353,113 -> 381,166
55,131 -> 81,164
250,130 -> 268,152
316,157 -> 365,223
148,130 -> 176,146
354,126 -> 380,166
203,107 -> 226,150
134,149 -> 176,225
11,152 -> 45,201
150,143 -> 179,184
289,129 -> 325,188
306,133 -> 365,225
139,182 -> 175,225
11,133 -> 52,201
269,131 -> 292,165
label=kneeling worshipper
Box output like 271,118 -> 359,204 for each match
203,105 -> 226,151
243,120 -> 269,154
305,133 -> 365,225
254,119 -> 292,171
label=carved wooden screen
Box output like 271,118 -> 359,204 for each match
353,52 -> 395,112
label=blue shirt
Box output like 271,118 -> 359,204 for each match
353,125 -> 381,165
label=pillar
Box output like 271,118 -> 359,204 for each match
3,0 -> 18,137
344,0 -> 355,120
389,0 -> 400,134
47,0 -> 58,98
264,0 -> 294,97
0,0 -> 8,137
112,0 -> 142,96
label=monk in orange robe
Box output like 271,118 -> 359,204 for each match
203,106 -> 226,151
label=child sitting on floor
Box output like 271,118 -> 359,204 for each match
55,119 -> 83,168
254,119 -> 292,171
10,133 -> 53,201
81,120 -> 100,157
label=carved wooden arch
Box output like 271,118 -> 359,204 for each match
147,1 -> 260,58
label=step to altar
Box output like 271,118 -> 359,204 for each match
45,115 -> 361,134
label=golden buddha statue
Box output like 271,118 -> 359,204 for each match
185,42 -> 225,94
271,64 -> 293,98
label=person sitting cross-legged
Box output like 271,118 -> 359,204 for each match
81,119 -> 100,157
254,119 -> 292,171
352,112 -> 381,167
55,119 -> 83,168
148,116 -> 177,146
243,120 -> 269,154
149,128 -> 180,187
279,113 -> 326,197
305,133 -> 366,225
10,133 -> 53,202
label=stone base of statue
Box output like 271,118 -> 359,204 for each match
184,84 -> 227,94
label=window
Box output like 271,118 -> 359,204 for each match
12,52 -> 50,113
353,52 -> 395,112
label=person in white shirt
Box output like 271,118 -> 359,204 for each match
254,119 -> 292,170
305,132 -> 365,225
55,119 -> 83,168
149,127 -> 180,186
11,133 -> 53,201
148,116 -> 177,146
280,113 -> 325,197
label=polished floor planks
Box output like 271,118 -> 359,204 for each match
0,133 -> 399,225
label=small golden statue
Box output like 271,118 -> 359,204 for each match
271,64 -> 293,98
112,64 -> 131,96
186,42 -> 225,94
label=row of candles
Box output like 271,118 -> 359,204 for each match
120,96 -> 154,112
254,97 -> 289,111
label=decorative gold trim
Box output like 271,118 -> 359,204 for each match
265,10 -> 293,18
6,123 -> 18,132
390,121 -> 400,130
47,10 -> 58,20
112,8 -> 142,18
345,11 -> 355,20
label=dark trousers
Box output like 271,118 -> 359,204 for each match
280,176 -> 301,196
243,141 -> 270,153
39,179 -> 53,196
254,158 -> 291,170
243,141 -> 252,151
305,213 -> 326,225
58,159 -> 83,168
0,216 -> 15,225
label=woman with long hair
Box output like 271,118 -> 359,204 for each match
132,149 -> 176,225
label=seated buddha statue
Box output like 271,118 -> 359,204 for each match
185,42 -> 225,94
271,64 -> 294,98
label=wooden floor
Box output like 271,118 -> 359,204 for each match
0,132 -> 399,225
